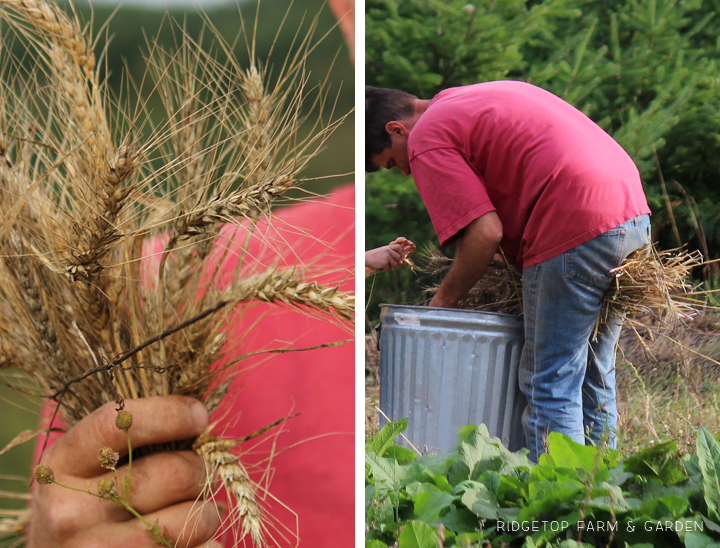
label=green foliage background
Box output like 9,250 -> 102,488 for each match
0,0 -> 353,510
365,0 -> 720,323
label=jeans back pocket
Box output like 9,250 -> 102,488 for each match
564,228 -> 626,288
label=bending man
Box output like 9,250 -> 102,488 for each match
365,82 -> 651,461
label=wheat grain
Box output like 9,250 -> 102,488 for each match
194,433 -> 264,547
226,268 -> 355,323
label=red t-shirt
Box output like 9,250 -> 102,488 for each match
213,185 -> 354,548
408,81 -> 651,268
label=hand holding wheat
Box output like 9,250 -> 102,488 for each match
28,398 -> 221,548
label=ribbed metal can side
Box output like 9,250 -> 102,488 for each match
379,304 -> 526,454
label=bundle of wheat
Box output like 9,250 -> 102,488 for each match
0,1 -> 353,546
598,243 -> 704,331
420,245 -> 523,315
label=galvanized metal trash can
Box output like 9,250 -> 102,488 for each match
379,304 -> 527,453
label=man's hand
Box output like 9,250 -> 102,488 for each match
365,237 -> 416,272
429,212 -> 502,309
28,397 -> 222,548
428,292 -> 460,309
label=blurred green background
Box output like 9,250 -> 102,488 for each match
365,0 -> 720,325
0,0 -> 353,512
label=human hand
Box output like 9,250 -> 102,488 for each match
28,397 -> 221,548
365,244 -> 403,272
428,293 -> 458,309
387,237 -> 416,256
365,237 -> 416,272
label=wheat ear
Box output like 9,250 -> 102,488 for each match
194,433 -> 264,547
226,268 -> 355,324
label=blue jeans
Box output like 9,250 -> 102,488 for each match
519,215 -> 651,461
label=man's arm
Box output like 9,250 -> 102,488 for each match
428,211 -> 503,308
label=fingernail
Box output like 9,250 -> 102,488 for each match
191,401 -> 209,431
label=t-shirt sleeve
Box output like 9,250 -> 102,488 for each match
410,147 -> 496,246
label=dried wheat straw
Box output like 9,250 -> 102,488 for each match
420,245 -> 523,314
599,243 -> 703,327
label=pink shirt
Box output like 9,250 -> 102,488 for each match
408,81 -> 650,268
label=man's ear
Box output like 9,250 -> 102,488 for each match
385,121 -> 408,136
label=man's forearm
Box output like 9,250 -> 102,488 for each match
429,211 -> 503,308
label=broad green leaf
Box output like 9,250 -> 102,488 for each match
432,474 -> 452,492
685,530 -> 720,548
437,507 -> 479,534
397,520 -> 439,548
641,475 -> 703,503
405,481 -> 439,497
477,470 -> 503,495
385,444 -> 419,465
537,512 -> 582,543
683,453 -> 702,477
366,453 -> 417,490
623,440 -> 688,485
457,423 -> 483,445
447,461 -> 470,486
702,516 -> 720,534
609,464 -> 634,487
366,485 -> 398,527
497,475 -> 526,506
458,427 -> 506,476
365,541 -> 389,548
675,515 -> 710,543
452,480 -> 483,495
639,495 -> 689,519
587,483 -> 633,513
546,432 -> 600,471
413,490 -> 457,522
697,427 -> 720,521
528,479 -> 584,502
461,483 -> 502,520
517,485 -> 585,523
531,464 -> 581,484
366,419 -> 409,457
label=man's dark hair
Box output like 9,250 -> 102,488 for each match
365,86 -> 417,172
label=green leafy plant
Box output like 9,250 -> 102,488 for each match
366,419 -> 720,547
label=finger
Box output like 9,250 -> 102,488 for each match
386,246 -> 402,261
115,451 -> 207,515
144,500 -> 220,548
52,397 -> 208,478
29,478 -> 127,543
76,501 -> 219,548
